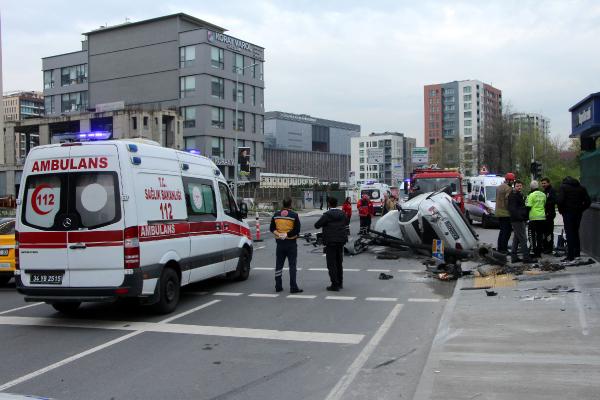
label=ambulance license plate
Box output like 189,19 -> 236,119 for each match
0,249 -> 8,256
30,272 -> 63,285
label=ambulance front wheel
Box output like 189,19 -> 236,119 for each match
153,267 -> 180,314
231,248 -> 251,282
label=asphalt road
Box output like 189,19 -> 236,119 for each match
0,213 -> 492,400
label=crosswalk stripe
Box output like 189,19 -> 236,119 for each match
365,297 -> 398,302
408,298 -> 441,303
287,294 -> 317,299
325,296 -> 356,301
248,293 -> 279,298
213,292 -> 243,296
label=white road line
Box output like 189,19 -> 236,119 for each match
253,246 -> 266,250
325,296 -> 356,301
248,293 -> 279,298
0,316 -> 364,345
213,292 -> 243,296
253,267 -> 274,270
0,299 -> 220,392
287,294 -> 317,299
367,269 -> 391,272
408,298 -> 441,303
308,268 -> 328,271
159,299 -> 221,324
365,297 -> 398,302
398,269 -> 422,273
0,302 -> 43,316
344,268 -> 360,272
324,304 -> 404,400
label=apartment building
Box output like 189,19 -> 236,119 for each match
3,91 -> 45,122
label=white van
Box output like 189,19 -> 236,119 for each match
360,182 -> 391,215
464,175 -> 503,228
15,140 -> 252,314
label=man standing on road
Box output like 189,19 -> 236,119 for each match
495,172 -> 515,254
557,176 -> 591,261
315,197 -> 348,291
508,180 -> 533,263
270,197 -> 303,293
357,194 -> 374,235
526,180 -> 547,258
540,177 -> 557,253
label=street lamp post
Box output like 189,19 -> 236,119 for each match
234,62 -> 259,201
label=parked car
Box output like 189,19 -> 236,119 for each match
0,217 -> 16,286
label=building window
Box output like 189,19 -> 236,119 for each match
257,115 -> 263,134
359,157 -> 364,163
211,107 -> 225,129
60,64 -> 87,86
464,111 -> 472,118
464,136 -> 472,143
180,76 -> 196,98
233,83 -> 244,103
252,114 -> 256,133
211,77 -> 224,99
179,46 -> 196,68
143,116 -> 148,128
44,95 -> 54,114
44,70 -> 54,89
359,142 -> 364,148
233,111 -> 245,131
61,91 -> 88,112
464,94 -> 472,101
444,88 -> 455,95
360,173 -> 365,179
430,89 -> 436,96
211,47 -> 224,69
211,137 -> 224,158
181,106 -> 196,128
464,102 -> 471,109
251,86 -> 256,106
256,61 -> 264,80
463,86 -> 471,93
464,127 -> 472,135
465,120 -> 472,127
233,53 -> 244,74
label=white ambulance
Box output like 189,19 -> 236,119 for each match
15,140 -> 253,314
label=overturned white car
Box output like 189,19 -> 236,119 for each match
375,191 -> 479,252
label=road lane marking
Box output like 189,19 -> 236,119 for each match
325,296 -> 356,301
366,297 -> 398,302
213,292 -> 244,296
398,269 -> 422,272
253,267 -> 273,270
367,269 -> 391,272
287,294 -> 317,299
408,298 -> 440,303
159,299 -> 221,324
0,302 -> 43,315
0,316 -> 364,345
248,293 -> 279,298
308,268 -> 328,271
324,304 -> 404,400
253,246 -> 266,250
345,268 -> 360,272
0,299 -> 221,392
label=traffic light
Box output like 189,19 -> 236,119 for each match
530,161 -> 542,180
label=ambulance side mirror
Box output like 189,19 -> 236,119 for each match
239,202 -> 248,219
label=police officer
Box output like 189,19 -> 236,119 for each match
270,197 -> 303,293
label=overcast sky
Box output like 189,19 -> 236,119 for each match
3,1 -> 600,145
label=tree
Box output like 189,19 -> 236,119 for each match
482,104 -> 515,174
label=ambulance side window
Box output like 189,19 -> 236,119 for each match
218,182 -> 238,220
183,177 -> 217,222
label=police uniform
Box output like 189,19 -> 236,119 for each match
270,208 -> 302,292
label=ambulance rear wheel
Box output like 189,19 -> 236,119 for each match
231,248 -> 251,282
51,302 -> 81,314
154,267 -> 180,314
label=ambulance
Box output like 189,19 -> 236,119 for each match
464,174 -> 503,228
360,182 -> 391,215
15,140 -> 253,314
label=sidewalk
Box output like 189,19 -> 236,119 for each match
413,261 -> 600,400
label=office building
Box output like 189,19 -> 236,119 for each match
1,109 -> 181,196
510,113 -> 551,137
41,13 -> 265,181
424,80 -> 502,176
3,91 -> 44,121
259,173 -> 318,188
264,148 -> 350,184
351,132 -> 416,187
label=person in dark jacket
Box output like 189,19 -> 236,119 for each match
557,176 -> 592,261
508,180 -> 533,263
270,197 -> 303,293
540,177 -> 558,253
315,197 -> 348,291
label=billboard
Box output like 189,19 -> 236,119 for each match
367,148 -> 384,164
412,147 -> 429,164
238,147 -> 251,174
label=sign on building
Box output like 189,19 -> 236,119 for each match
367,148 -> 384,164
412,147 -> 429,165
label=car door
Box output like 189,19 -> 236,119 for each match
218,182 -> 243,272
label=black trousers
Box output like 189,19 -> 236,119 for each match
529,220 -> 545,257
359,216 -> 371,235
325,244 -> 344,288
275,240 -> 299,290
563,211 -> 583,260
497,217 -> 512,252
543,216 -> 555,253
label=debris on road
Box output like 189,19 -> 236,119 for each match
378,273 -> 394,280
545,285 -> 580,294
485,290 -> 498,296
461,286 -> 493,290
